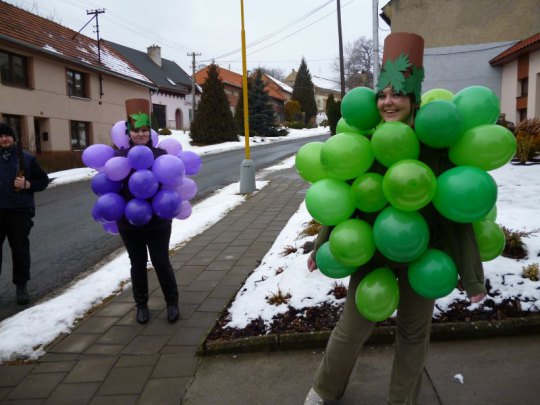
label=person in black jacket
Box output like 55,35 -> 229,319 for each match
116,99 -> 179,324
0,122 -> 49,305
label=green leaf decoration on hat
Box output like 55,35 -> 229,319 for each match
130,113 -> 150,128
376,53 -> 411,94
403,65 -> 425,104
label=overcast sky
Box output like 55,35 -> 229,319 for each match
6,0 -> 391,80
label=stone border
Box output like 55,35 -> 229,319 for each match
201,315 -> 540,356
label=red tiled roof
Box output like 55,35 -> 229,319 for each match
490,32 -> 540,66
0,0 -> 150,83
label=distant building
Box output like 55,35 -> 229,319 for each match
283,69 -> 342,113
107,42 -> 199,130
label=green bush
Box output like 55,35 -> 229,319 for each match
286,121 -> 305,129
501,226 -> 537,259
159,128 -> 172,135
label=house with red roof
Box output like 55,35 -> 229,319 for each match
490,33 -> 540,123
0,0 -> 154,155
194,65 -> 290,123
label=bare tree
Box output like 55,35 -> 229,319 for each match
257,66 -> 286,81
334,36 -> 379,90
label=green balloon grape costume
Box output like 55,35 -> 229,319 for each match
298,32 -> 516,403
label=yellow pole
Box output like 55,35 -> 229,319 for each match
240,0 -> 250,159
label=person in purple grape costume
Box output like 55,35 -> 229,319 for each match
115,99 -> 179,324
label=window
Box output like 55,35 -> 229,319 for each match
520,78 -> 528,97
0,50 -> 29,87
66,69 -> 88,98
70,121 -> 89,150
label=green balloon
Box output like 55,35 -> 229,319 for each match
420,88 -> 454,107
452,86 -> 500,133
472,219 -> 506,261
355,267 -> 399,322
295,142 -> 327,183
341,87 -> 382,131
329,219 -> 376,267
382,159 -> 436,211
316,241 -> 358,278
449,124 -> 517,171
336,118 -> 371,136
321,133 -> 374,180
305,179 -> 356,226
408,249 -> 458,299
351,173 -> 387,213
485,205 -> 497,222
415,100 -> 463,148
371,122 -> 420,167
373,206 -> 430,262
433,166 -> 497,223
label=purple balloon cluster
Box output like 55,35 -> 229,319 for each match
82,123 -> 202,234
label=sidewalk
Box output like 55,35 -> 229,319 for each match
0,167 -> 539,404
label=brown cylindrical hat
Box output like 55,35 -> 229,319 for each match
381,32 -> 424,70
125,98 -> 151,129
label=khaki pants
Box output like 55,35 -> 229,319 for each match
313,265 -> 435,404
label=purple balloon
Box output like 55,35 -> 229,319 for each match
158,137 -> 183,155
151,129 -> 159,147
177,178 -> 197,201
152,155 -> 185,185
175,200 -> 192,220
103,222 -> 119,235
111,120 -> 129,149
82,144 -> 115,170
124,198 -> 153,226
152,189 -> 182,219
127,145 -> 154,170
104,156 -> 131,181
179,151 -> 202,175
91,172 -> 122,196
128,169 -> 159,199
94,192 -> 126,222
91,204 -> 108,223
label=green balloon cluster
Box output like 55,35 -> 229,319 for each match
295,84 -> 515,317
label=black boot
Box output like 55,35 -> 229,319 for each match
16,284 -> 29,305
167,303 -> 179,323
136,304 -> 149,324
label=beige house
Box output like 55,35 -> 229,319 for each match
284,69 -> 342,113
490,33 -> 540,123
0,2 -> 154,155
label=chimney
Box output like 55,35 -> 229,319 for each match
147,45 -> 162,67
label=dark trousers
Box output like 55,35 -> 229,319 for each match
119,225 -> 178,306
0,211 -> 33,286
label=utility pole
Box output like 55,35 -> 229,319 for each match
372,0 -> 380,87
187,52 -> 201,122
336,0 -> 346,97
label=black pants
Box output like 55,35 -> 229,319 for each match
119,225 -> 178,306
0,211 -> 33,286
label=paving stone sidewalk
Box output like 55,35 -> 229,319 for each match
0,167 -> 308,404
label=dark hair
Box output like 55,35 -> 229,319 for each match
0,123 -> 15,139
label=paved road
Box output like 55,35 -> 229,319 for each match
0,134 -> 328,320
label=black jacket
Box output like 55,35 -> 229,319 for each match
0,147 -> 49,216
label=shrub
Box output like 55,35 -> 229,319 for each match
330,282 -> 347,299
286,121 -> 305,129
522,263 -> 539,281
266,287 -> 291,306
514,118 -> 540,164
320,119 -> 329,127
159,128 -> 172,135
501,226 -> 537,259
284,100 -> 301,122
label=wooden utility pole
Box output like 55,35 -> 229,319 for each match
336,0 -> 346,97
187,51 -> 201,122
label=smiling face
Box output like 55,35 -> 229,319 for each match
0,133 -> 15,149
129,127 -> 150,145
377,87 -> 414,124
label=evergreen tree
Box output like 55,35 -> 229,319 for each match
326,94 -> 342,135
190,63 -> 238,144
291,57 -> 317,127
235,69 -> 282,137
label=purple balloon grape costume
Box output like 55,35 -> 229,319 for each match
82,98 -> 202,324
297,33 -> 516,322
301,32 -> 517,404
83,101 -> 202,233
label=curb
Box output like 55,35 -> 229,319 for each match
201,315 -> 540,356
